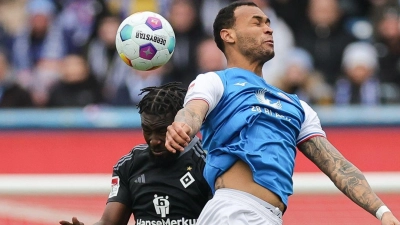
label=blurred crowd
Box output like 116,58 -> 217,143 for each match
0,0 -> 399,108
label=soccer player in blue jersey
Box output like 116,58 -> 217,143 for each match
165,1 -> 400,225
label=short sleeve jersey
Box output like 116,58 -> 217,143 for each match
184,68 -> 326,207
107,136 -> 210,225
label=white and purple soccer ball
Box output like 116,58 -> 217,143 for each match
115,11 -> 176,71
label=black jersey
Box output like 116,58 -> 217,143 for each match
107,136 -> 211,225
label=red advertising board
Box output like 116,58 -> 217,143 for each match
1,127 -> 399,173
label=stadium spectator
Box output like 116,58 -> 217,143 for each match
0,50 -> 33,108
163,0 -> 207,88
60,82 -> 211,225
47,54 -> 103,107
110,68 -> 165,106
9,0 -> 63,107
269,0 -> 309,34
374,7 -> 400,104
48,0 -> 111,56
335,41 -> 381,105
11,0 -> 60,76
295,0 -> 357,87
0,23 -> 13,60
369,0 -> 399,29
273,47 -> 333,105
165,2 -> 400,224
107,0 -> 162,19
85,15 -> 131,102
200,0 -> 232,37
195,37 -> 226,73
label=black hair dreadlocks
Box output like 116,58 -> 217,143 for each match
137,82 -> 187,115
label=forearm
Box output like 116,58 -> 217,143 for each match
174,107 -> 203,138
329,160 -> 384,217
299,137 -> 384,217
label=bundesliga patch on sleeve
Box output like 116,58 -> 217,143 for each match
109,176 -> 120,198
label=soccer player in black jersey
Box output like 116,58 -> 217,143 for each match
60,82 -> 211,225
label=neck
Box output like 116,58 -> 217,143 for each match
227,58 -> 263,77
225,49 -> 264,77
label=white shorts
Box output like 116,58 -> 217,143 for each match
196,188 -> 283,225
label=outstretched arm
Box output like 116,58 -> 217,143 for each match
165,99 -> 208,153
298,136 -> 399,225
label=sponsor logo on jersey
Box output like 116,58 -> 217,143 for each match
180,172 -> 195,188
135,194 -> 197,225
108,176 -> 120,198
234,82 -> 247,86
153,194 -> 170,217
136,218 -> 197,225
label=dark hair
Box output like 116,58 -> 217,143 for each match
137,82 -> 187,115
213,1 -> 258,53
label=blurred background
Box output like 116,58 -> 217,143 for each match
0,0 -> 399,224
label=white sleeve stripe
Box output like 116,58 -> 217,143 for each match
184,98 -> 210,107
297,133 -> 326,145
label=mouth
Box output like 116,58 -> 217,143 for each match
265,40 -> 274,45
151,149 -> 166,156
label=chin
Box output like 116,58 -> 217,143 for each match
149,150 -> 180,167
266,50 -> 275,59
261,51 -> 275,63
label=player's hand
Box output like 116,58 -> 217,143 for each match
166,121 -> 192,153
381,212 -> 400,225
59,217 -> 84,225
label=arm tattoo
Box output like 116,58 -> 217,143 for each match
298,136 -> 384,216
215,177 -> 225,190
175,108 -> 203,137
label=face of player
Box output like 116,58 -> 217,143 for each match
141,112 -> 180,166
232,5 -> 275,63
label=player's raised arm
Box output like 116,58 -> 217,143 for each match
298,136 -> 400,225
165,99 -> 208,153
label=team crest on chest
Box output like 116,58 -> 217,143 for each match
180,172 -> 195,188
255,89 -> 282,109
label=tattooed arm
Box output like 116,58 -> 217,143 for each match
165,100 -> 208,153
298,136 -> 400,224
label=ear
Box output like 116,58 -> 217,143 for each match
220,28 -> 235,45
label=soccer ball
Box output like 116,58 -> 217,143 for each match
115,11 -> 175,71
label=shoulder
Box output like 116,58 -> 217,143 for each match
191,138 -> 207,161
180,137 -> 207,162
113,144 -> 149,170
299,100 -> 315,115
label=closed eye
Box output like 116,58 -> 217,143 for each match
251,16 -> 270,26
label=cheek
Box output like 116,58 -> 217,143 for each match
143,136 -> 151,144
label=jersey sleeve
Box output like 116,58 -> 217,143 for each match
184,72 -> 224,117
297,100 -> 326,144
107,151 -> 133,207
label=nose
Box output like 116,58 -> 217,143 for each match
264,24 -> 273,34
149,136 -> 161,147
